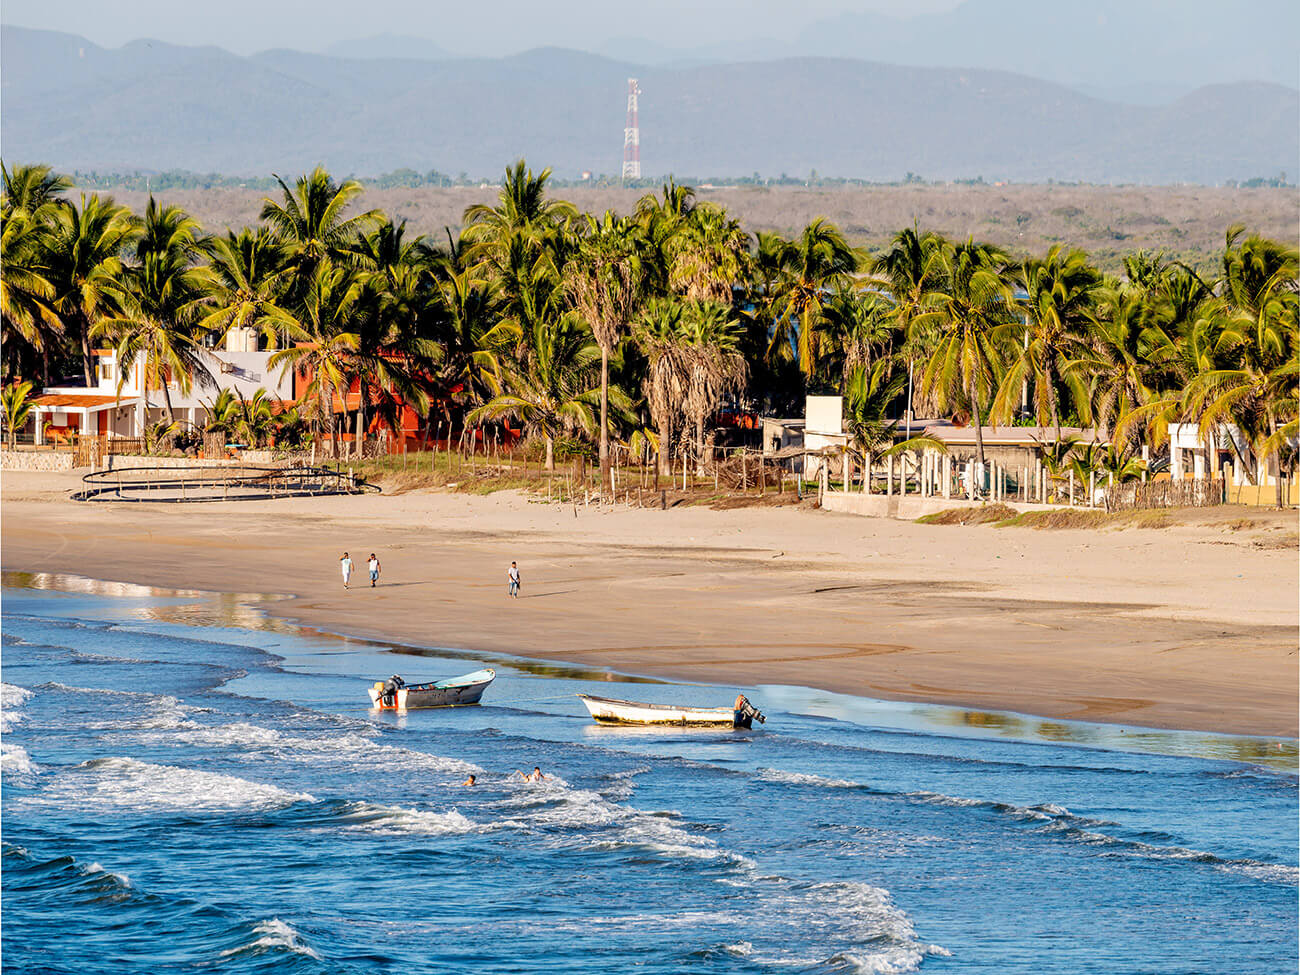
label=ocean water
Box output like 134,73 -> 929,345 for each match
1,574 -> 1296,974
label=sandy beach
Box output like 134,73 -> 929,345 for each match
2,470 -> 1296,737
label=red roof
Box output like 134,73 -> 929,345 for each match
32,394 -> 131,408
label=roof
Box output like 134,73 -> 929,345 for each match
911,420 -> 1106,446
32,393 -> 134,409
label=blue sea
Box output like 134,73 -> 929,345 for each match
2,574 -> 1296,974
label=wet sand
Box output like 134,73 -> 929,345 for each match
2,470 -> 1296,736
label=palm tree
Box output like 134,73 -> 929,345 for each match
1069,284 -> 1161,445
260,166 -> 381,290
679,301 -> 748,468
668,204 -> 749,304
196,228 -> 292,347
768,218 -> 857,381
993,245 -> 1101,440
566,213 -> 643,489
268,265 -> 365,457
468,311 -> 610,470
2,380 -> 35,448
1186,229 -> 1299,504
45,193 -> 138,386
463,160 -> 576,267
426,232 -> 501,415
920,240 -> 1015,468
634,298 -> 690,476
870,226 -> 946,426
92,199 -> 213,427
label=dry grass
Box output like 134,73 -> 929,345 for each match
99,184 -> 1298,274
916,503 -> 1020,525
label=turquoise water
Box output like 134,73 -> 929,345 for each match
2,576 -> 1296,973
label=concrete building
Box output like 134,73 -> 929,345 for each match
27,328 -> 293,444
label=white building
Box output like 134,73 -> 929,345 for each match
28,329 -> 293,444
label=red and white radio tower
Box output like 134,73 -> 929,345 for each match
621,78 -> 641,184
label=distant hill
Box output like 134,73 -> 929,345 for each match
2,26 -> 1295,184
597,0 -> 1300,96
325,33 -> 452,61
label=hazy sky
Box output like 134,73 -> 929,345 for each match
1,0 -> 961,55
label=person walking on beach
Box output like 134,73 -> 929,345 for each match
507,561 -> 520,599
368,553 -> 381,588
340,552 -> 354,589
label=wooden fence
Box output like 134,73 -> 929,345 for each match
1103,478 -> 1225,510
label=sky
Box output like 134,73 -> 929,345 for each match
0,0 -> 961,56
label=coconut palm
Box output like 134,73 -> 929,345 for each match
668,204 -> 749,304
92,199 -> 213,426
45,193 -> 138,386
870,226 -> 946,420
678,301 -> 748,468
468,311 -> 611,471
768,218 -> 858,381
463,160 -> 576,267
268,265 -> 365,457
993,245 -> 1102,440
2,380 -> 35,448
260,166 -> 382,289
2,163 -> 71,218
920,240 -> 1015,467
196,228 -> 292,347
566,212 -> 643,488
1185,229 -> 1299,503
634,298 -> 690,476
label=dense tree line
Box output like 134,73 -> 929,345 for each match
2,160 -> 1296,502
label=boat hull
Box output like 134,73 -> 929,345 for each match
578,694 -> 756,729
368,669 -> 495,710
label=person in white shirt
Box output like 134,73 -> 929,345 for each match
367,553 -> 381,587
340,552 -> 353,589
507,561 -> 520,598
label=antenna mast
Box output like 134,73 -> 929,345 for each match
621,78 -> 641,185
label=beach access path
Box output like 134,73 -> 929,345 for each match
2,470 -> 1296,737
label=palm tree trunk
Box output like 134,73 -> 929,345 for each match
599,347 -> 610,492
696,414 -> 706,476
544,434 -> 554,471
970,382 -> 986,469
79,315 -> 94,388
657,415 -> 672,477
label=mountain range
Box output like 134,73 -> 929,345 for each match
2,26 -> 1295,184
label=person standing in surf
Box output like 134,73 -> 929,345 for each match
507,561 -> 520,599
340,552 -> 353,589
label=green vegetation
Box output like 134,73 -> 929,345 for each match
1,159 -> 1295,505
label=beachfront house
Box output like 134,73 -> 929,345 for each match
25,327 -> 294,445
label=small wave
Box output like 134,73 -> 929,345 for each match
1,682 -> 33,733
758,768 -> 867,789
1,742 -> 39,778
166,721 -> 479,776
332,800 -> 480,836
220,918 -> 322,961
23,756 -> 314,813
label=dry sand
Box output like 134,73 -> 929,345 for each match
2,470 -> 1296,736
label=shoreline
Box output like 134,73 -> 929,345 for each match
7,568 -> 1297,774
2,470 -> 1296,737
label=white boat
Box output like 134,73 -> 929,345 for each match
578,693 -> 765,729
368,668 -> 495,710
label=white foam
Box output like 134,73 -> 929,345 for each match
165,722 -> 479,776
221,919 -> 321,960
0,682 -> 33,733
84,861 -> 132,890
1,742 -> 38,777
758,768 -> 862,789
334,800 -> 480,836
25,756 -> 313,812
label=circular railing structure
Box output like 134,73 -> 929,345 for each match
73,465 -> 380,503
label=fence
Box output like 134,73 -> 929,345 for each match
1103,478 -> 1225,510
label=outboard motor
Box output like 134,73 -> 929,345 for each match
382,675 -> 405,707
734,695 -> 766,728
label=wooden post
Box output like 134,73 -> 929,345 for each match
1089,470 -> 1096,507
1069,469 -> 1076,506
900,455 -> 907,497
864,451 -> 872,494
741,449 -> 747,493
886,454 -> 894,496
842,449 -> 849,493
966,460 -> 975,500
942,454 -> 951,499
